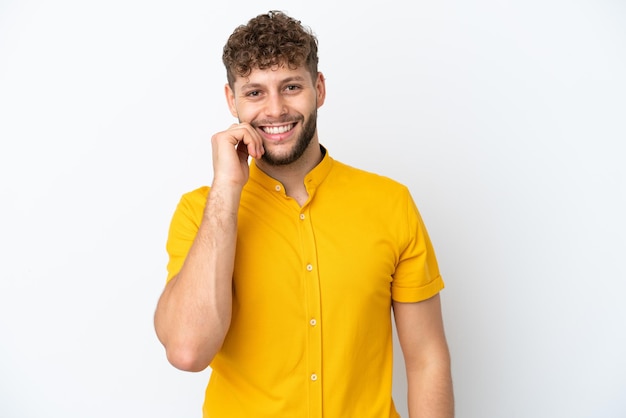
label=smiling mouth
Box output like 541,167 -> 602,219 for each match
261,124 -> 294,135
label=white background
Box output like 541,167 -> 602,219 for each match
1,1 -> 625,417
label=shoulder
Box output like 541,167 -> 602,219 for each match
170,186 -> 210,226
329,159 -> 410,196
177,185 -> 210,208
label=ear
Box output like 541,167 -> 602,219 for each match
224,83 -> 239,119
315,72 -> 327,108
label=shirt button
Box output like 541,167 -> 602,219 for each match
310,318 -> 317,326
311,374 -> 318,381
299,213 -> 305,220
275,185 -> 281,191
306,264 -> 313,271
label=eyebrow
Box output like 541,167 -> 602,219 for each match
240,76 -> 308,90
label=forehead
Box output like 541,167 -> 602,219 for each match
233,65 -> 314,90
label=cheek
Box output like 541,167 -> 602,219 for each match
231,103 -> 259,122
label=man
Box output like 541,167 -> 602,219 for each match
154,10 -> 454,418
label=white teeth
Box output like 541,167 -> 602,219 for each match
263,124 -> 292,135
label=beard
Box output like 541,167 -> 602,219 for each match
259,109 -> 317,166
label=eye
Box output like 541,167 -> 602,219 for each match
284,85 -> 301,93
245,90 -> 261,97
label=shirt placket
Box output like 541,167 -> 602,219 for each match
298,204 -> 323,417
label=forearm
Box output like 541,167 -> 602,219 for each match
154,183 -> 241,371
406,359 -> 454,418
393,297 -> 454,418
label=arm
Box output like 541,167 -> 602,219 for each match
393,294 -> 454,418
153,123 -> 264,372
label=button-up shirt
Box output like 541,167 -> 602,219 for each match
165,148 -> 444,417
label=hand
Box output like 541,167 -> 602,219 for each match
210,123 -> 264,188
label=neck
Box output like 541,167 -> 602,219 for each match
255,139 -> 323,205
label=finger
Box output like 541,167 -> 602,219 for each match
230,122 -> 264,159
235,139 -> 249,162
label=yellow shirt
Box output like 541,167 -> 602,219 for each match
165,149 -> 444,417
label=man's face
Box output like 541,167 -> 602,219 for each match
226,65 -> 326,166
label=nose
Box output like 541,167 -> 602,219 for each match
264,92 -> 288,118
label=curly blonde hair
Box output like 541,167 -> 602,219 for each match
222,11 -> 319,86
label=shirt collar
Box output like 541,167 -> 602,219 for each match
249,145 -> 333,193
